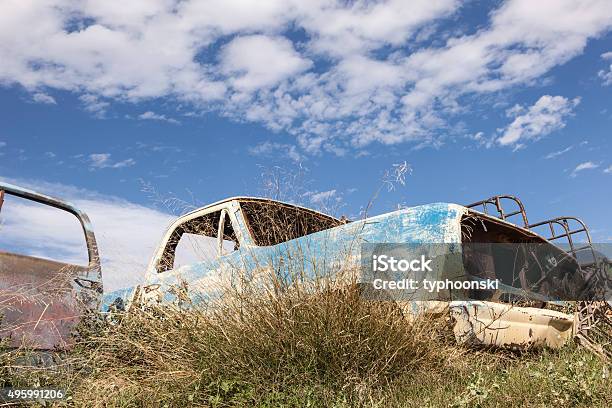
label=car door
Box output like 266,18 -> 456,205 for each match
0,182 -> 102,350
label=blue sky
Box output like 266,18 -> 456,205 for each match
0,1 -> 611,289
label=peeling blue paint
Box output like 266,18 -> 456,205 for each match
100,202 -> 466,311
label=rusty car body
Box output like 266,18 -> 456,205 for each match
1,180 -> 609,356
0,182 -> 102,350
102,195 -> 610,355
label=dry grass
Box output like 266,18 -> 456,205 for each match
68,281 -> 465,407
1,169 -> 610,406
2,275 -> 609,407
2,260 -> 610,405
1,271 -> 465,407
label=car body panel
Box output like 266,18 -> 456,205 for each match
450,300 -> 575,348
100,197 -> 581,350
101,202 -> 467,311
0,182 -> 102,350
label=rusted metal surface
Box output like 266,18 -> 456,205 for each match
2,182 -> 606,357
0,182 -> 102,350
99,192 -> 610,355
104,196 -> 567,351
466,195 -> 529,228
528,217 -> 595,261
467,193 -> 612,355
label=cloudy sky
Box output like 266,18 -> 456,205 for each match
1,0 -> 611,290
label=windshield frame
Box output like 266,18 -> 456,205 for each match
238,198 -> 342,247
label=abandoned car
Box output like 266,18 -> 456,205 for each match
0,182 -> 102,350
1,182 -> 610,357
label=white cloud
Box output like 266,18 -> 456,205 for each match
604,165 -> 612,174
89,153 -> 112,168
249,141 -> 304,162
307,189 -> 338,204
468,131 -> 495,149
303,188 -> 345,215
498,95 -> 580,146
570,161 -> 599,177
32,92 -> 56,104
88,153 -> 136,169
221,35 -> 312,92
0,193 -> 89,265
0,1 -> 611,152
299,0 -> 458,57
598,51 -> 612,85
0,178 -> 173,290
505,104 -> 525,117
544,145 -> 573,159
79,94 -> 110,116
138,111 -> 180,124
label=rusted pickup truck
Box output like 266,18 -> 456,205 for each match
1,182 -> 610,356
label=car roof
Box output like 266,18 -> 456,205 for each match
181,196 -> 340,221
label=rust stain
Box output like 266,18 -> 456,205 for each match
0,182 -> 103,350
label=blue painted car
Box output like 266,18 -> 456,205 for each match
102,197 -> 468,310
101,195 -> 603,350
4,182 -> 606,352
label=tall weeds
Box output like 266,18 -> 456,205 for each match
62,275 -> 463,407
